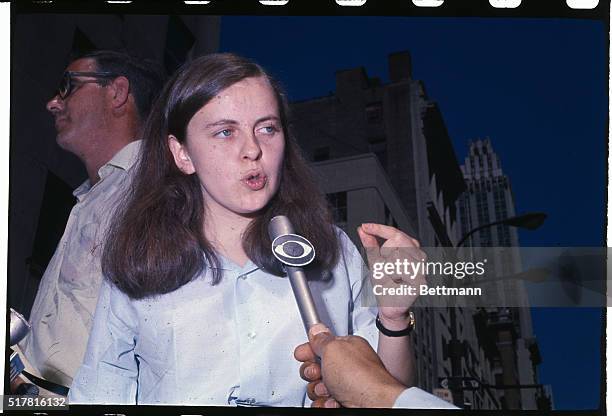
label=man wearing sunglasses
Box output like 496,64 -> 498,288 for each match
15,50 -> 164,393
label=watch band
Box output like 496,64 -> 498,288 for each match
376,312 -> 415,337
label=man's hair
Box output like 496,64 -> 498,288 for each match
77,50 -> 166,122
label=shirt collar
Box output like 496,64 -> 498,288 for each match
72,181 -> 91,199
72,140 -> 142,199
101,139 -> 142,174
211,253 -> 259,275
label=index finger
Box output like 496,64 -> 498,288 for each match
294,342 -> 317,362
361,223 -> 403,240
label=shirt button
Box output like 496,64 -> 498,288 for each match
247,331 -> 257,340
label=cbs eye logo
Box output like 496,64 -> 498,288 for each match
271,234 -> 316,267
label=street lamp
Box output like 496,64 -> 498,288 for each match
445,211 -> 546,408
456,212 -> 547,248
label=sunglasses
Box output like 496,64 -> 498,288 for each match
56,71 -> 119,100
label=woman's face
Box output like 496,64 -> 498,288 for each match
169,76 -> 285,219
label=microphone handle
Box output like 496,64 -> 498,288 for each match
285,265 -> 321,330
268,216 -> 321,331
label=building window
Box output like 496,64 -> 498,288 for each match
495,373 -> 503,386
313,146 -> 330,162
365,102 -> 383,124
493,186 -> 508,220
458,194 -> 472,238
367,135 -> 386,144
368,137 -> 387,169
475,190 -> 491,245
327,192 -> 347,224
441,334 -> 448,360
497,224 -> 511,247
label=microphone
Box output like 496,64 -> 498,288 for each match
10,308 -> 31,346
268,215 -> 320,332
9,308 -> 31,383
8,308 -> 70,396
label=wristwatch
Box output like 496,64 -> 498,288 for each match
376,311 -> 415,337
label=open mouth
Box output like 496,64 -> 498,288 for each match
243,172 -> 267,191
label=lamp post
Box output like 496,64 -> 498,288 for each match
456,212 -> 547,248
445,212 -> 546,408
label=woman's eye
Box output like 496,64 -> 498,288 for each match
215,129 -> 233,138
259,125 -> 278,135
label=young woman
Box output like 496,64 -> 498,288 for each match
69,53 -> 421,406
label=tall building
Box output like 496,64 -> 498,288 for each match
10,14 -> 220,316
292,51 -> 465,249
457,138 -> 551,409
291,52 -> 504,408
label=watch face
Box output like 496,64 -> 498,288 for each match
408,311 -> 416,329
271,233 -> 316,267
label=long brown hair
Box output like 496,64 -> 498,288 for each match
102,53 -> 339,300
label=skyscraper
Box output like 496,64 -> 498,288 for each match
458,138 -> 549,409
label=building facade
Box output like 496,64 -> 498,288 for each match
291,52 -> 508,408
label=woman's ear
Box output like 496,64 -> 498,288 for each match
168,135 -> 196,174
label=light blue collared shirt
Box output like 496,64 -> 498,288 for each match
69,230 -> 378,406
393,387 -> 459,409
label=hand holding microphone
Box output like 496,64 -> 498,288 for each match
270,217 -> 422,406
294,323 -> 406,408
